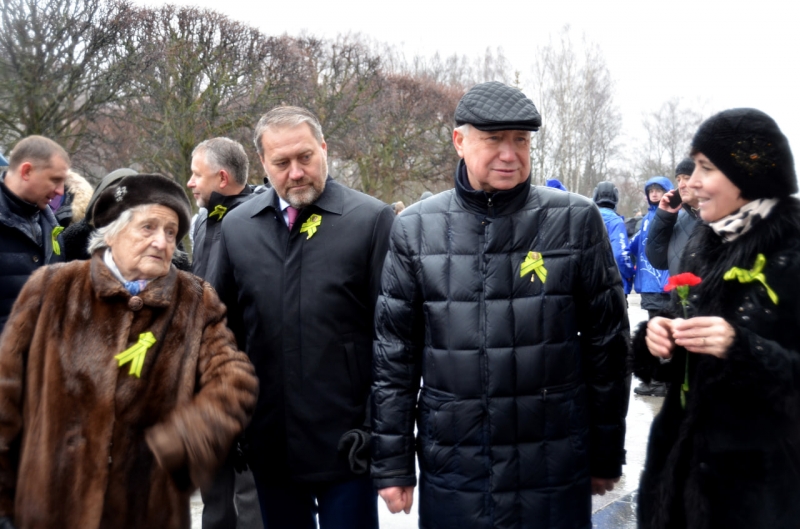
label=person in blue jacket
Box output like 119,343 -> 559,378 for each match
629,176 -> 673,317
593,181 -> 633,294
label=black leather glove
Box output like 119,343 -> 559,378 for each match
337,429 -> 370,475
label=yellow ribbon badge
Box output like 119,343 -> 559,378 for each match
300,214 -> 322,240
114,332 -> 157,378
520,251 -> 547,283
51,226 -> 64,256
208,205 -> 228,221
723,253 -> 778,305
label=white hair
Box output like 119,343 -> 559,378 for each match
455,124 -> 472,137
87,206 -> 143,254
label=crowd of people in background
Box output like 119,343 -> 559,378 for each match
0,81 -> 797,529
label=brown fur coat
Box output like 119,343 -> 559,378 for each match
0,254 -> 258,529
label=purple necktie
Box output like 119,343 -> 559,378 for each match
286,206 -> 299,231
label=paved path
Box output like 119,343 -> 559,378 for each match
191,294 -> 658,528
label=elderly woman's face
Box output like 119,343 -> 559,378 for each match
107,205 -> 178,281
689,153 -> 749,222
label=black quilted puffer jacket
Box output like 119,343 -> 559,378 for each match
371,162 -> 631,529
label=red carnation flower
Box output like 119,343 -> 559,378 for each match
664,273 -> 702,291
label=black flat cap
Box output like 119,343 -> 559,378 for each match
455,81 -> 542,131
93,173 -> 192,240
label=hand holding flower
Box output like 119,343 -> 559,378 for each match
645,317 -> 676,359
672,317 -> 735,359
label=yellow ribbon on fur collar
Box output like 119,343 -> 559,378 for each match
115,332 -> 156,378
209,205 -> 228,221
520,251 -> 547,283
51,226 -> 64,255
723,253 -> 778,305
300,214 -> 322,240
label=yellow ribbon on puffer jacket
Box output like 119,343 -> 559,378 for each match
723,253 -> 778,305
520,251 -> 547,283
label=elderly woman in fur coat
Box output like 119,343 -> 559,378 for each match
0,174 -> 258,529
633,108 -> 800,529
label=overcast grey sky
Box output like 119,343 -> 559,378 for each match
137,0 -> 800,170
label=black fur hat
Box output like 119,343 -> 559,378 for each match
691,108 -> 797,199
92,173 -> 192,240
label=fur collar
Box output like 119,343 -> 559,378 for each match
681,197 -> 800,316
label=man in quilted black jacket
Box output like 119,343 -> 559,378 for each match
371,82 -> 631,529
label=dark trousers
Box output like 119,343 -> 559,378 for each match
201,460 -> 263,529
251,471 -> 378,529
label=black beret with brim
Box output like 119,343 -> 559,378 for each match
455,81 -> 542,131
92,173 -> 192,241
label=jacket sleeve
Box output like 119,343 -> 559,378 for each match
576,206 -> 631,479
370,217 -> 423,490
208,227 -> 245,349
367,206 -> 397,318
723,324 -> 800,401
609,217 -> 634,283
145,283 -> 258,490
0,267 -> 50,518
645,208 -> 678,271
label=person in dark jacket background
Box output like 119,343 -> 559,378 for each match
645,158 -> 701,276
637,160 -> 702,397
0,135 -> 68,333
371,82 -> 630,529
188,137 -> 263,529
593,180 -> 633,294
633,108 -> 800,529
211,106 -> 395,529
190,137 -> 262,282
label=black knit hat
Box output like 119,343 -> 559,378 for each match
675,158 -> 695,178
691,108 -> 797,199
92,173 -> 192,240
455,81 -> 541,131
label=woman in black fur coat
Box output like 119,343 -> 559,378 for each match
633,108 -> 800,529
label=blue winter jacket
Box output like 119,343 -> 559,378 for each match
599,207 -> 633,294
629,176 -> 673,294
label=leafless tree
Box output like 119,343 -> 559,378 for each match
635,97 -> 704,178
530,27 -> 622,196
0,0 -> 139,153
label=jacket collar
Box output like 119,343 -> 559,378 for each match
207,184 -> 255,211
454,159 -> 531,217
90,252 -> 176,308
251,177 -> 344,218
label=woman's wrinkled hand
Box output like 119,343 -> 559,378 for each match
645,317 -> 676,359
672,316 -> 734,359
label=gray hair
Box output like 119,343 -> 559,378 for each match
253,106 -> 324,157
454,124 -> 472,137
192,137 -> 249,186
87,206 -> 141,254
86,205 -> 186,262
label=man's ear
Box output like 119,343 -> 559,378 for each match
218,169 -> 231,190
453,129 -> 466,158
18,161 -> 34,181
